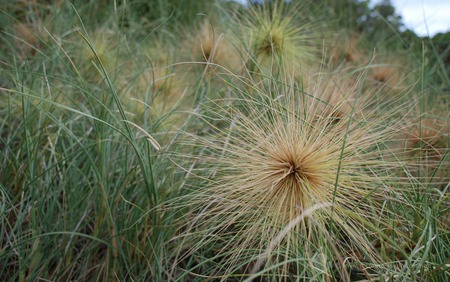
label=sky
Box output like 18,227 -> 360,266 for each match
389,0 -> 450,37
233,0 -> 450,37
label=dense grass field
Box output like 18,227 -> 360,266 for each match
0,0 -> 448,281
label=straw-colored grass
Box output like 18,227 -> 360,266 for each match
169,73 -> 410,280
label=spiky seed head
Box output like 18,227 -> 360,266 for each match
368,53 -> 413,93
402,118 -> 449,186
184,19 -> 243,72
329,31 -> 365,66
238,2 -> 320,80
13,21 -> 48,59
121,46 -> 191,127
172,74 -> 404,279
196,20 -> 220,62
82,33 -> 111,67
74,29 -> 118,83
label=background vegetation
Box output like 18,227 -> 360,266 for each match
0,0 -> 448,281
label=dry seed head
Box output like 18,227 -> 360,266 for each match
329,31 -> 366,66
76,29 -> 118,82
195,20 -> 219,62
175,75 -> 402,278
240,2 -> 320,79
121,46 -> 192,127
83,38 -> 110,66
13,21 -> 48,59
371,65 -> 399,84
402,118 -> 449,185
368,53 -> 413,92
185,19 -> 242,71
406,119 -> 448,153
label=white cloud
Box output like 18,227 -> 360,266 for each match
392,0 -> 450,36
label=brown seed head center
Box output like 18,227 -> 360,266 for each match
273,157 -> 310,185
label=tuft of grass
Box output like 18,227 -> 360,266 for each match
168,72 -> 410,280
